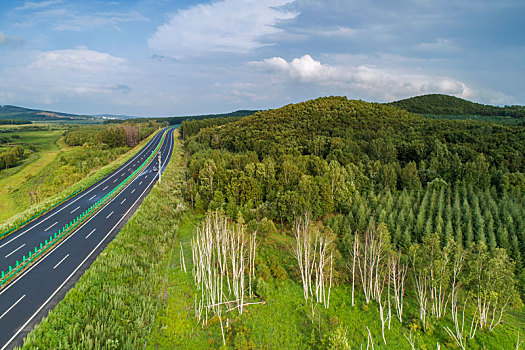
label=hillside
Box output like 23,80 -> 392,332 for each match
388,94 -> 525,118
0,105 -> 98,122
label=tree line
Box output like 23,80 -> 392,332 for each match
65,121 -> 159,148
0,145 -> 25,169
389,94 -> 525,119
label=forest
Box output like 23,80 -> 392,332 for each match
389,94 -> 525,119
174,96 -> 525,348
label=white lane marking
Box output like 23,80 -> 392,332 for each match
128,168 -> 131,171
103,186 -> 108,191
120,198 -> 127,205
53,254 -> 69,269
43,221 -> 58,232
113,179 -> 117,183
88,195 -> 96,201
0,132 -> 164,247
0,146 -> 169,349
70,206 -> 80,214
121,173 -> 125,177
131,189 -> 136,194
85,229 -> 96,239
0,295 -> 25,320
0,235 -> 21,249
145,175 -> 148,179
139,181 -> 142,185
5,244 -> 26,258
106,211 -> 114,219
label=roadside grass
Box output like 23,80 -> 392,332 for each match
149,218 -> 525,349
20,130 -> 186,349
0,128 -> 162,236
0,128 -> 67,220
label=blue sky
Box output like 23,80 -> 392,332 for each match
0,0 -> 524,116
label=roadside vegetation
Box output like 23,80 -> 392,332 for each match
20,129 -> 186,349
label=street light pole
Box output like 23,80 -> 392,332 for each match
158,152 -> 161,184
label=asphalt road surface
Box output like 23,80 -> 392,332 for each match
0,126 -> 176,349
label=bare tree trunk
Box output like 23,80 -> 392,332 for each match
390,252 -> 407,323
190,211 -> 257,343
294,214 -> 333,309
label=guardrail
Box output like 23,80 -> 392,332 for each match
0,127 -> 173,288
0,128 -> 166,241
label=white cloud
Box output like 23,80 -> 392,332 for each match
29,48 -> 126,74
16,0 -> 63,10
251,54 -> 481,102
253,55 -> 335,82
148,0 -> 298,57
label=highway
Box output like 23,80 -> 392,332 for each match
0,128 -> 164,272
0,126 -> 176,349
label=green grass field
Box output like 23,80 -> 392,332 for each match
148,214 -> 525,349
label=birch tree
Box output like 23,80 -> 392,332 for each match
389,251 -> 408,323
293,214 -> 334,309
191,211 -> 258,343
465,243 -> 519,331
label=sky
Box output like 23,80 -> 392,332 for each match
0,0 -> 524,116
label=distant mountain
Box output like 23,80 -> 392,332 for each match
388,94 -> 525,118
0,105 -> 98,122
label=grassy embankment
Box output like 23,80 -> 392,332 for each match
0,125 -> 67,220
19,129 -> 186,349
0,127 -> 162,234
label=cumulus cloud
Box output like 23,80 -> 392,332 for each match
29,48 -> 126,74
148,0 -> 298,57
251,54 -> 479,101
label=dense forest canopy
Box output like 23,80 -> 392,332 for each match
388,94 -> 525,118
182,96 -> 525,295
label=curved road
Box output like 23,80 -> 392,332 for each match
0,126 -> 176,349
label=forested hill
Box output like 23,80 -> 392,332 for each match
184,96 -> 525,290
389,94 -> 525,118
0,105 -> 94,122
189,96 -> 525,191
